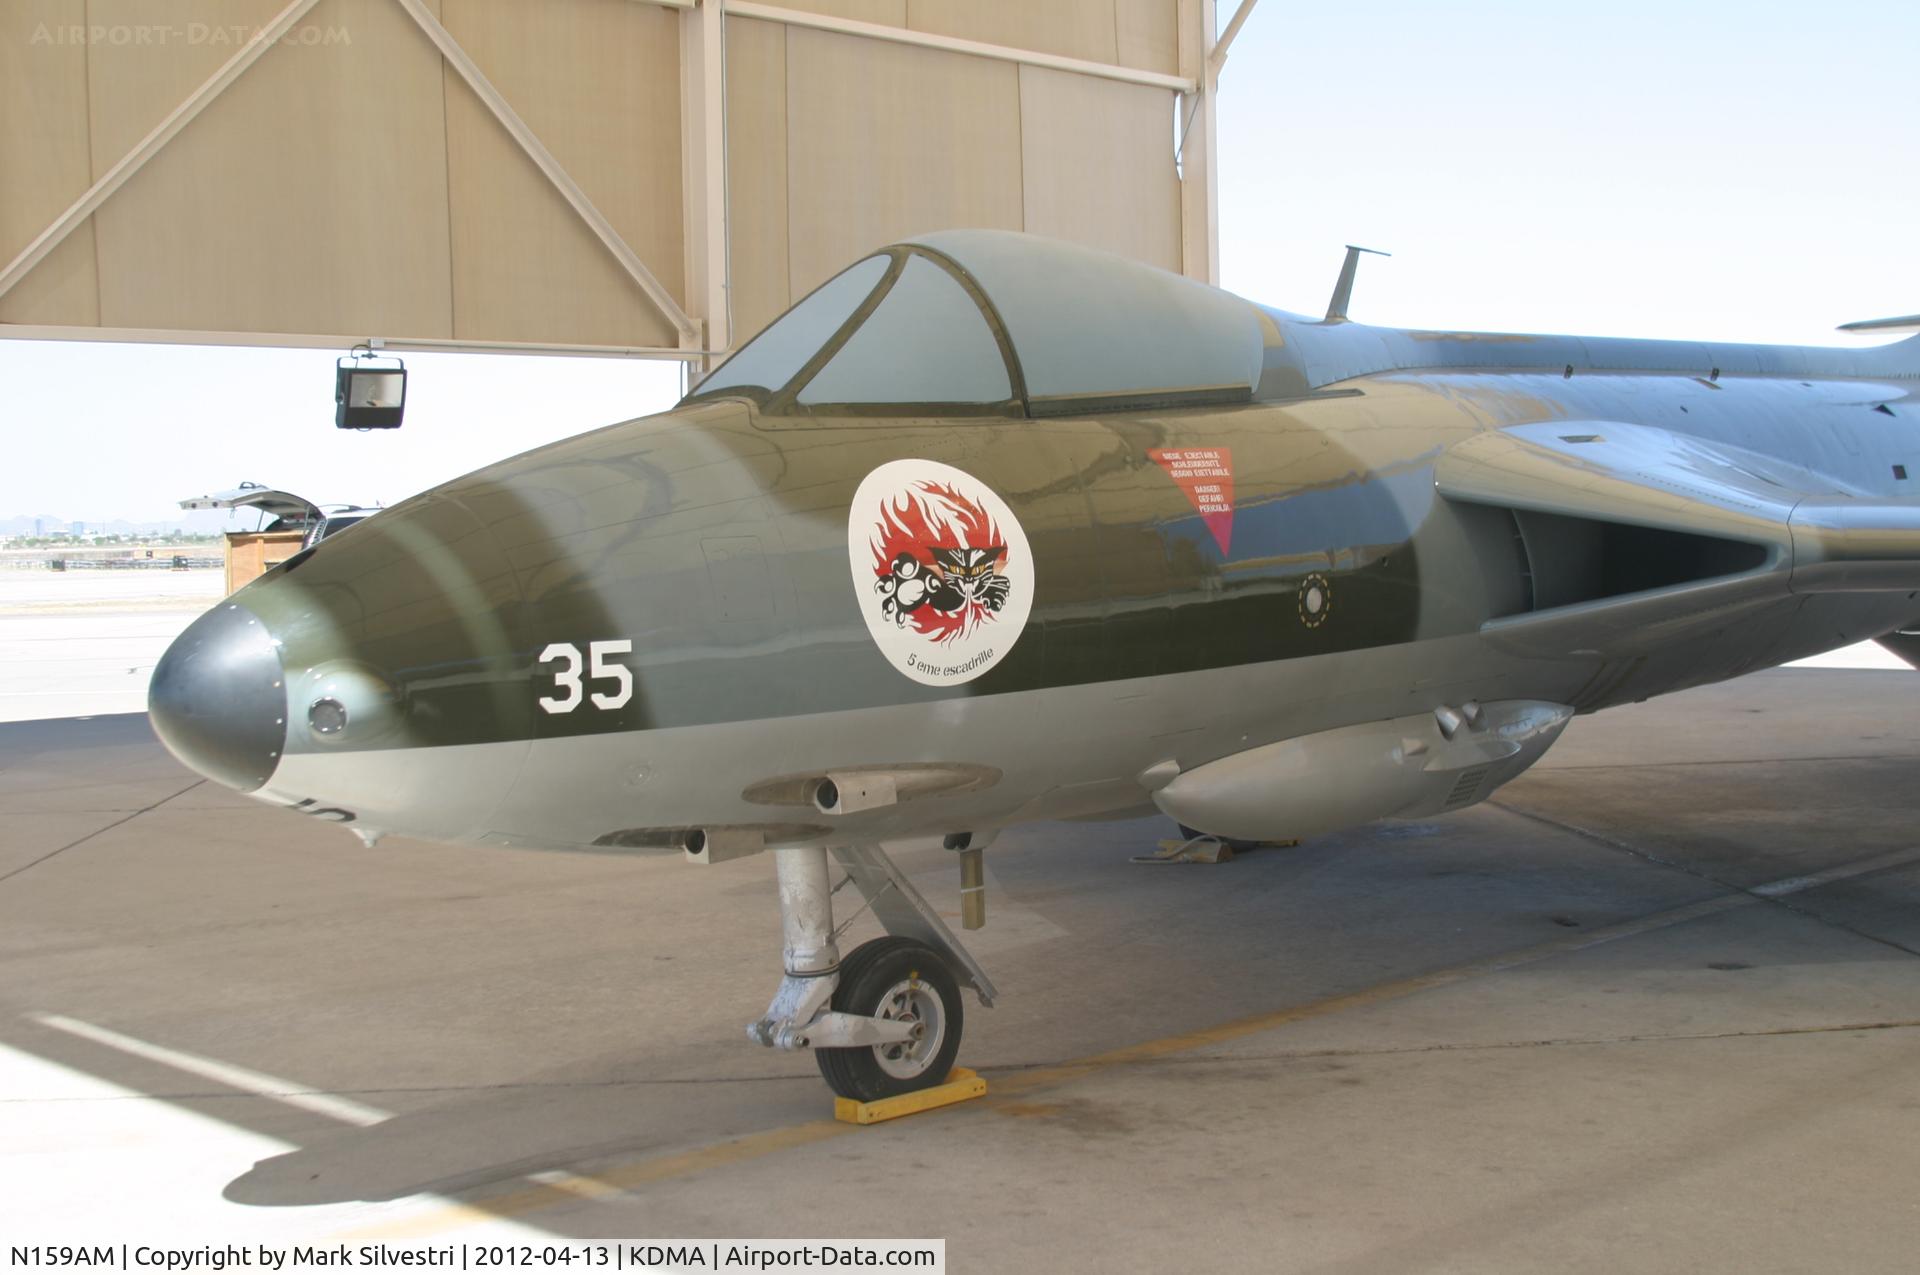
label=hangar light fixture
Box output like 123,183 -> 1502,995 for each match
334,347 -> 407,430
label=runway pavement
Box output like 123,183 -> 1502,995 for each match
1,669 -> 1918,1271
0,570 -> 224,722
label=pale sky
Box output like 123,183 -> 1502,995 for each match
3,0 -> 1917,524
2,341 -> 685,525
1216,0 -> 1920,343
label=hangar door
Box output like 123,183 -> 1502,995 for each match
1,0 -> 1225,365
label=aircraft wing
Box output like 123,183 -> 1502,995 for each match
1436,421 -> 1920,659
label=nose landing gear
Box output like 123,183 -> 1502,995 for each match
748,843 -> 994,1101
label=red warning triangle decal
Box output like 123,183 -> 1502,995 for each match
1148,447 -> 1235,555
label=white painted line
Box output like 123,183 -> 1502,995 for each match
1748,845 -> 1920,897
1752,877 -> 1820,897
28,1012 -> 629,1208
32,1012 -> 390,1126
0,1038 -> 550,1242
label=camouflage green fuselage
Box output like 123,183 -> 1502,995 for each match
224,309 -> 1918,850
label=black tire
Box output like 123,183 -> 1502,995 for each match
815,936 -> 964,1103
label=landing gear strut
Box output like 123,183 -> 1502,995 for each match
748,844 -> 995,1101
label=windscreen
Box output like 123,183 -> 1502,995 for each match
797,255 -> 1011,407
691,255 -> 890,400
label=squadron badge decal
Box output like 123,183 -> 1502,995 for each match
848,459 -> 1035,686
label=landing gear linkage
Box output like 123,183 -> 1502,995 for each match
748,844 -> 995,1103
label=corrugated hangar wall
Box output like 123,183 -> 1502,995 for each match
0,0 -> 1216,361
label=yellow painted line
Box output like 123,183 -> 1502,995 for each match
347,842 -> 1920,1235
524,1170 -> 629,1201
995,842 -> 1920,1095
339,1121 -> 853,1239
987,895 -> 1746,1097
336,1200 -> 514,1239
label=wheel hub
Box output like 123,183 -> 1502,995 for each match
873,976 -> 945,1079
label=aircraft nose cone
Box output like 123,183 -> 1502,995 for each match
149,602 -> 286,793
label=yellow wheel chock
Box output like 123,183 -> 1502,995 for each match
834,1067 -> 987,1125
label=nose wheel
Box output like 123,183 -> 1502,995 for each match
745,842 -> 995,1102
817,937 -> 963,1102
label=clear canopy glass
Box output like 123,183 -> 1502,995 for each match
686,231 -> 1264,416
693,255 -> 890,400
798,255 -> 1010,407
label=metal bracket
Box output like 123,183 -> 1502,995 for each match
831,843 -> 999,1008
748,971 -> 836,1047
775,1011 -> 918,1051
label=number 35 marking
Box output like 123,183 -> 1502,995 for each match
538,640 -> 633,714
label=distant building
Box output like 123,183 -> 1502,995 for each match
33,518 -> 44,537
70,520 -> 85,536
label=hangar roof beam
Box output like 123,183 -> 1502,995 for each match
1209,0 -> 1261,77
724,2 -> 1197,94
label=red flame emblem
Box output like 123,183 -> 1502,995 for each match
869,481 -> 1010,643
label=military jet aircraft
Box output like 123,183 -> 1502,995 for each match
148,231 -> 1920,1101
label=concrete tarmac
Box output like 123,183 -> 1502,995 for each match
2,669 -> 1918,1271
0,569 -> 224,722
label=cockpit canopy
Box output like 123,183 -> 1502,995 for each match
685,230 -> 1266,418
